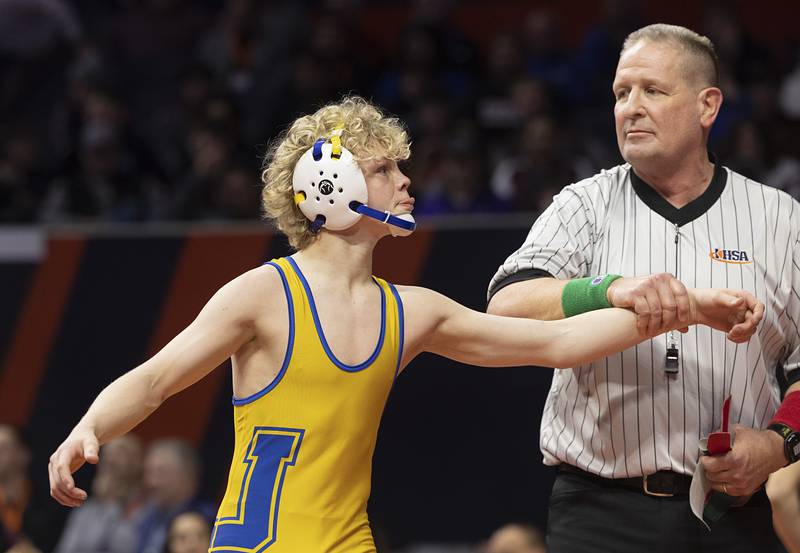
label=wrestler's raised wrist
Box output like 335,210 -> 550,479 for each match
686,288 -> 702,327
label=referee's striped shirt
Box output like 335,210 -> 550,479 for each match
488,162 -> 800,478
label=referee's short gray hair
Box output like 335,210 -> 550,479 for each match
622,24 -> 719,89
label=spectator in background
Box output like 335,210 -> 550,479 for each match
702,6 -> 800,158
484,523 -> 546,553
477,75 -> 555,173
163,511 -> 212,553
149,64 -> 218,180
481,31 -> 526,99
55,435 -> 144,553
0,0 -> 81,162
702,5 -> 771,90
404,95 -> 452,202
509,77 -> 554,124
780,45 -> 800,121
746,77 -> 796,153
722,120 -> 772,184
40,84 -> 168,222
569,0 -> 644,167
197,0 -> 307,144
376,0 -> 474,119
406,0 -> 475,74
103,0 -> 213,149
40,122 -> 162,222
201,94 -> 243,148
765,157 -> 800,200
415,124 -> 508,215
376,25 -> 449,119
262,4 -> 369,136
134,439 -> 214,553
0,425 -> 62,552
521,8 -> 573,98
491,115 -> 590,212
475,32 -> 538,174
571,0 -> 643,109
0,425 -> 31,550
0,129 -> 45,223
212,163 -> 262,220
172,125 -> 235,220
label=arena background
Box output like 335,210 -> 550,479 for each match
1,0 -> 799,550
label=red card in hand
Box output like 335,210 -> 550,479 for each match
706,396 -> 732,455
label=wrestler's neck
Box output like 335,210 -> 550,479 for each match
632,151 -> 715,209
293,228 -> 378,287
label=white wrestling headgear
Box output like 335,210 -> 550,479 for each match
291,134 -> 416,237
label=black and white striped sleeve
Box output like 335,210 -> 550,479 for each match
488,185 -> 596,300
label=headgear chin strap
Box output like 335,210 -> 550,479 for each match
292,137 -> 416,236
350,202 -> 416,237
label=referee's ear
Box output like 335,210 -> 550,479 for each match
699,87 -> 723,131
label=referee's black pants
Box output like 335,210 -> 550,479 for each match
546,470 -> 785,553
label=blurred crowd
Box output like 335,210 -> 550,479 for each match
0,423 -> 545,553
1,425 -> 216,553
1,0 -> 799,225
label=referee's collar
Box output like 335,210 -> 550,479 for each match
629,153 -> 726,227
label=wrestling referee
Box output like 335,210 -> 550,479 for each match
487,24 -> 800,553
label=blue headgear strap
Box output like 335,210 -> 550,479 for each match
349,202 -> 416,232
310,214 -> 326,233
312,138 -> 326,161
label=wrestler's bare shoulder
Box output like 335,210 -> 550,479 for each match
391,285 -> 455,345
394,284 -> 452,312
208,265 -> 288,324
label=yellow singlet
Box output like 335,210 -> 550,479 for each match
210,256 -> 403,553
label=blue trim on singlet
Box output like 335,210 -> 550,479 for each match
232,262 -> 295,406
285,256 -> 386,373
387,282 -> 405,383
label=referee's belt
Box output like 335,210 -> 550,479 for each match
559,464 -> 692,497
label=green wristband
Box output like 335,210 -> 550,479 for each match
561,275 -> 622,317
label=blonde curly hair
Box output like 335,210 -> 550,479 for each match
261,96 -> 411,250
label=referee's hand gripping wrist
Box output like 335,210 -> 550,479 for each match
605,273 -> 691,337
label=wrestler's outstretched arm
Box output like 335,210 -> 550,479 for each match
48,267 -> 282,507
399,286 -> 763,370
